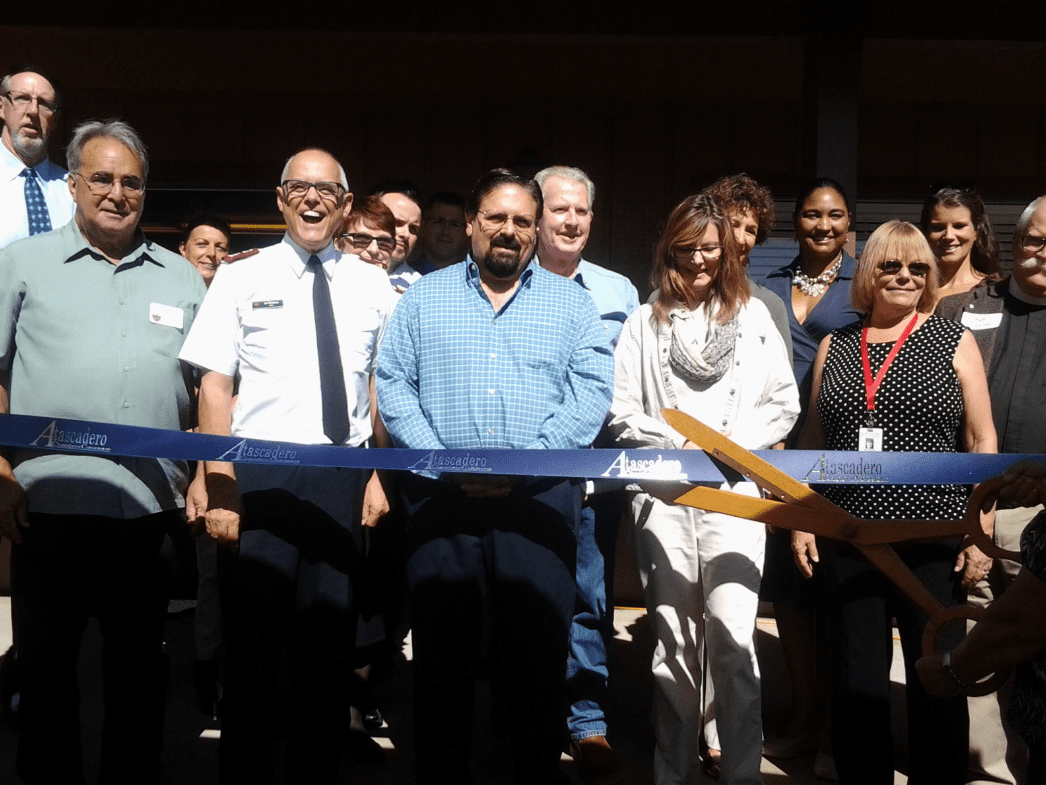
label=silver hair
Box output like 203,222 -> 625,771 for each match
67,119 -> 149,181
534,165 -> 596,209
280,149 -> 349,190
1014,196 -> 1046,246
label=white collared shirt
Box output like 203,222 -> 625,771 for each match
0,144 -> 75,249
180,235 -> 395,446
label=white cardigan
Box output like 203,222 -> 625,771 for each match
609,299 -> 800,452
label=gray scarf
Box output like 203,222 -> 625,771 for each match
667,304 -> 739,384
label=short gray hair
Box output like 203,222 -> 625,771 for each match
67,119 -> 149,182
1014,196 -> 1046,249
280,148 -> 349,190
534,165 -> 595,209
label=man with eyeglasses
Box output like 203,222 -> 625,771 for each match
377,168 -> 613,785
533,164 -> 638,783
180,147 -> 394,785
414,191 -> 469,273
0,66 -> 74,249
937,195 -> 1046,785
0,119 -> 206,784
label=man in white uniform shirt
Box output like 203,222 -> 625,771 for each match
0,66 -> 74,248
179,148 -> 394,785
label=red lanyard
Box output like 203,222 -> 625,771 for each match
861,313 -> 920,412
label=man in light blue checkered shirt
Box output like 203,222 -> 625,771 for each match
377,168 -> 613,785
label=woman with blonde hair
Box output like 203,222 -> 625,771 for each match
794,220 -> 996,784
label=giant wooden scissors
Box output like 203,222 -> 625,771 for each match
661,408 -> 1022,696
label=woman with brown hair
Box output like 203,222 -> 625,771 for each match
609,194 -> 798,785
921,186 -> 1000,305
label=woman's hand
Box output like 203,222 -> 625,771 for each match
792,530 -> 819,579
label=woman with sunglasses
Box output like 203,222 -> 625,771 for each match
793,221 -> 997,784
921,186 -> 1000,306
609,194 -> 798,785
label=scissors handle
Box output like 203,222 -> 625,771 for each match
963,477 -> 1024,563
921,604 -> 1010,696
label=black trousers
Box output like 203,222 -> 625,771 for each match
401,474 -> 579,785
217,467 -> 366,785
824,539 -> 969,785
12,510 -> 174,785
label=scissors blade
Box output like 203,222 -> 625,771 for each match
673,485 -> 858,535
662,408 -> 841,514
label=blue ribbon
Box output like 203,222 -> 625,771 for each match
0,412 -> 1038,485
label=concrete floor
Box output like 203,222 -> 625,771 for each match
0,595 -> 913,784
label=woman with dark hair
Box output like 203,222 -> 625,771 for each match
758,178 -> 862,768
794,220 -> 996,784
336,195 -> 397,270
921,186 -> 1000,305
609,194 -> 798,785
703,173 -> 792,360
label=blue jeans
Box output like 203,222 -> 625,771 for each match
567,490 -> 624,740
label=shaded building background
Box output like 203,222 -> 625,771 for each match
3,2 -> 1044,292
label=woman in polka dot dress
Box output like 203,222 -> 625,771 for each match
792,221 -> 997,784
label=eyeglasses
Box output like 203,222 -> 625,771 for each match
476,209 -> 536,233
341,232 -> 396,254
2,90 -> 58,115
1021,235 -> 1046,254
671,245 -> 724,262
878,260 -> 931,278
281,179 -> 345,202
72,171 -> 145,196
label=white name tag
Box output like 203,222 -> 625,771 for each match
859,427 -> 883,452
960,311 -> 1002,331
149,302 -> 184,329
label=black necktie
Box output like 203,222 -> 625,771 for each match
307,255 -> 349,444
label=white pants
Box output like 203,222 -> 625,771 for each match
631,486 -> 765,785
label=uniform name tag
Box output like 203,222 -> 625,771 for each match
960,311 -> 1003,330
859,427 -> 883,452
252,300 -> 284,309
149,302 -> 184,329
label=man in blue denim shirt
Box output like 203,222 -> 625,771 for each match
535,165 -> 638,783
378,168 -> 614,785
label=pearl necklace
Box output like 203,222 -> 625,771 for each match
794,254 -> 843,297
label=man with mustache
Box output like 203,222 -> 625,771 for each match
377,168 -> 614,784
0,66 -> 74,248
937,194 -> 1046,785
534,164 -> 638,783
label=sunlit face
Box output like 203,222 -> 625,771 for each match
336,215 -> 394,270
1014,202 -> 1046,299
874,258 -> 927,314
0,71 -> 58,166
466,183 -> 539,281
537,176 -> 592,267
729,208 -> 759,266
380,192 -> 421,265
420,202 -> 467,266
926,204 -> 977,269
675,223 -> 721,298
277,150 -> 351,253
179,224 -> 230,286
795,188 -> 849,265
69,137 -> 145,245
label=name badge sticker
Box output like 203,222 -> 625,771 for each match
960,311 -> 1003,331
252,300 -> 284,309
149,302 -> 184,329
